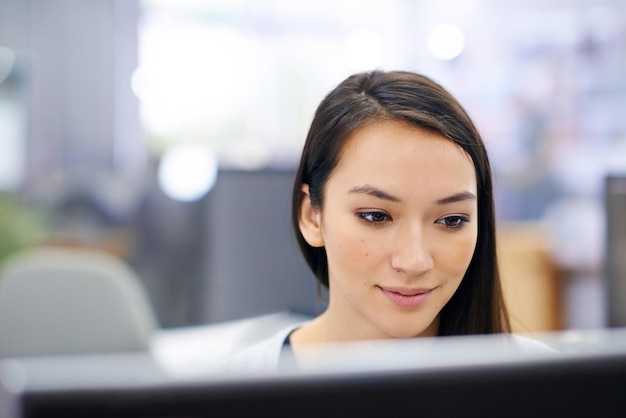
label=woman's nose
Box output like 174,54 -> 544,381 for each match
390,225 -> 434,276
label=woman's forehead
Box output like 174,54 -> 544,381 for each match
329,120 -> 477,200
338,120 -> 473,168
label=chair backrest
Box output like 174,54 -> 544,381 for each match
0,246 -> 158,358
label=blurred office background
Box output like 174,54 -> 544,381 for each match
0,0 -> 625,331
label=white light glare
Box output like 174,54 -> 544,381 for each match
158,143 -> 218,202
427,23 -> 466,60
346,29 -> 383,71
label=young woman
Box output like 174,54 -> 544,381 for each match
226,70 -> 549,373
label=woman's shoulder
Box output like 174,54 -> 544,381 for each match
221,322 -> 306,375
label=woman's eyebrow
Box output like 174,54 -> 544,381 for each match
348,185 -> 401,202
349,186 -> 476,205
436,191 -> 477,205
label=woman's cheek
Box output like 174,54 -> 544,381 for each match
449,233 -> 478,274
335,236 -> 369,264
328,227 -> 376,272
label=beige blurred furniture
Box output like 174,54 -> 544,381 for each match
0,246 -> 157,358
497,222 -> 563,333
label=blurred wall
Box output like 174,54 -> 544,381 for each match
0,0 -> 146,198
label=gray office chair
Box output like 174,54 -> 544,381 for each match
0,246 -> 158,358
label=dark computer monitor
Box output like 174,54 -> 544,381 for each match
2,331 -> 626,418
606,174 -> 626,327
194,169 -> 326,324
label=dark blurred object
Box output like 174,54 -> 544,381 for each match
129,169 -> 207,329
191,169 -> 326,324
605,174 -> 626,327
39,172 -> 140,259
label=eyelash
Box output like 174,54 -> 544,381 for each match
357,212 -> 470,230
435,215 -> 470,230
357,211 -> 392,224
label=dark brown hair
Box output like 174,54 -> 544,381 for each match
291,70 -> 510,335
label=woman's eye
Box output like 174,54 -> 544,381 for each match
358,211 -> 391,224
436,215 -> 469,229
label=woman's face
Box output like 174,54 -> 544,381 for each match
300,120 -> 478,340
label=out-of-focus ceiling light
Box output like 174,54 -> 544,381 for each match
158,142 -> 218,202
346,29 -> 384,71
427,23 -> 465,60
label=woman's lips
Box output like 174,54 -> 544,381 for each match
378,286 -> 433,308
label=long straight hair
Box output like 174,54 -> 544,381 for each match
291,70 -> 510,335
